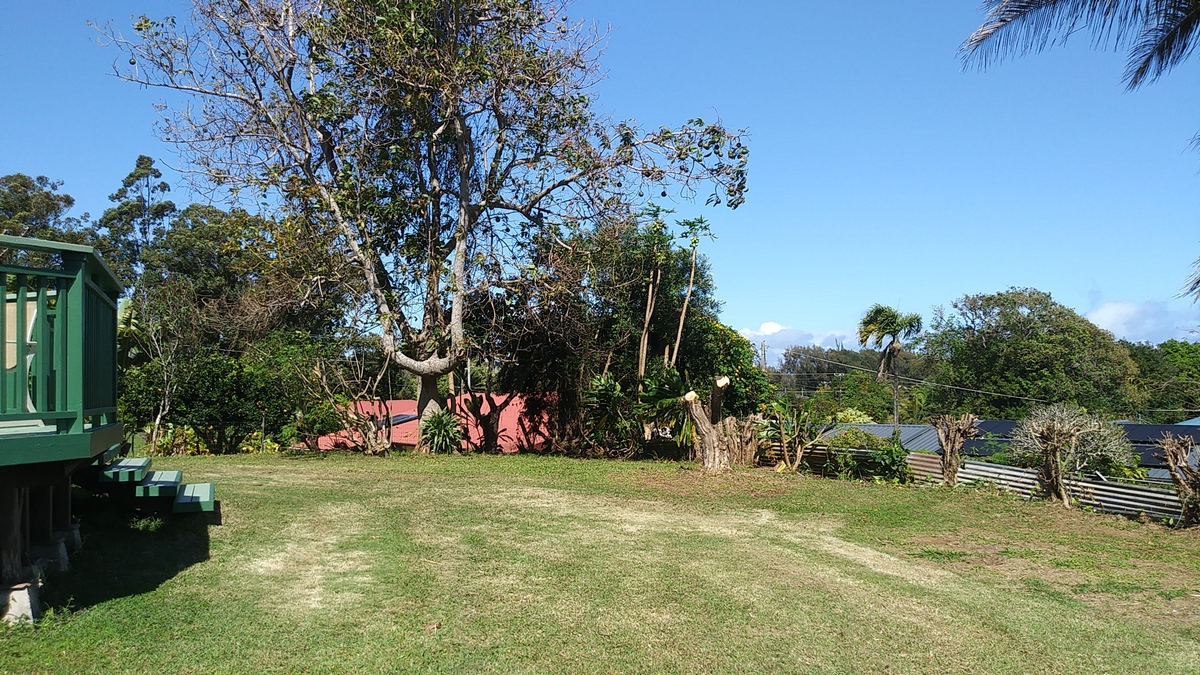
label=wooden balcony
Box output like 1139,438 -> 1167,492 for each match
0,235 -> 123,467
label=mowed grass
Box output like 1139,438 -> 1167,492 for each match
4,453 -> 1200,674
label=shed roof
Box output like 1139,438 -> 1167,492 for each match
828,424 -> 942,453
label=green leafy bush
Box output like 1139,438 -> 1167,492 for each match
583,373 -> 638,452
420,409 -> 464,454
871,443 -> 911,483
825,448 -> 859,479
828,428 -> 886,451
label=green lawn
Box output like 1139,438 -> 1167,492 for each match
3,453 -> 1200,673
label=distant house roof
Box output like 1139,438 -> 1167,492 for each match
963,420 -> 1200,468
828,424 -> 942,453
1175,416 -> 1200,426
832,420 -> 1200,469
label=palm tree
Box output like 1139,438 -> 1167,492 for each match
962,1 -> 1200,91
857,305 -> 922,432
962,2 -> 1200,298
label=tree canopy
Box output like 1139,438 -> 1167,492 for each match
105,0 -> 749,430
922,287 -> 1141,419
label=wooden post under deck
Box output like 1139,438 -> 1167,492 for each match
0,475 -> 22,585
52,478 -> 71,532
28,485 -> 53,545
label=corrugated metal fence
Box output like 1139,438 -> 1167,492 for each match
905,452 -> 1182,520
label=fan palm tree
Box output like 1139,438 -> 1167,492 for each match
857,305 -> 923,432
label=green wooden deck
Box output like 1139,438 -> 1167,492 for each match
0,235 -> 123,467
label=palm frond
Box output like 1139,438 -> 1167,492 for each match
962,0 -> 1151,68
1124,0 -> 1200,88
857,303 -> 900,349
1184,253 -> 1200,299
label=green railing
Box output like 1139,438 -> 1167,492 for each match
0,235 -> 123,465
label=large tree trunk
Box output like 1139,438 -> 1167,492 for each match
682,377 -> 731,472
1040,452 -> 1071,507
721,416 -> 760,467
932,413 -> 978,487
415,374 -> 446,454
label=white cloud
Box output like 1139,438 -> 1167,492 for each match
756,321 -> 785,335
738,322 -> 856,365
1086,300 -> 1200,343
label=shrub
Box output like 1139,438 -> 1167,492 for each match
420,409 -> 464,454
834,408 -> 875,424
828,428 -> 887,451
871,442 -> 911,483
825,447 -> 859,479
1010,402 -> 1137,506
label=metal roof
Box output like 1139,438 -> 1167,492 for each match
829,420 -> 1200,467
828,424 -> 943,453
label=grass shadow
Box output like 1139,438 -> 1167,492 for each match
38,488 -> 212,612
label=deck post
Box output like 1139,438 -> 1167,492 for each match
28,486 -> 53,545
51,478 -> 71,531
0,475 -> 22,585
61,252 -> 86,435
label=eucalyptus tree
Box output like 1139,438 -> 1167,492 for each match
857,304 -> 922,430
102,0 -> 748,445
93,155 -> 177,290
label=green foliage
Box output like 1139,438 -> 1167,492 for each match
858,304 -> 923,350
755,399 -> 835,470
582,373 -> 638,452
420,410 -> 464,455
173,350 -> 293,455
824,448 -> 860,480
828,428 -> 887,451
870,443 -> 911,483
638,367 -> 694,448
0,173 -> 91,246
806,372 -> 893,425
91,155 -> 177,289
678,317 -> 774,417
923,288 -> 1142,419
1123,339 -> 1200,424
835,408 -> 875,424
150,424 -> 209,455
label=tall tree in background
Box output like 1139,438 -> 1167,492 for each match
857,304 -> 922,431
104,0 -> 748,447
0,174 -> 92,266
923,287 -> 1142,419
93,155 -> 177,290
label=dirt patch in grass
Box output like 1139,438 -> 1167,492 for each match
240,501 -> 373,615
621,465 -> 797,498
470,486 -> 953,589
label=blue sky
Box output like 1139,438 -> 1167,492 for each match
4,1 -> 1200,361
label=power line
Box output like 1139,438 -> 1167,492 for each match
778,353 -> 1051,403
